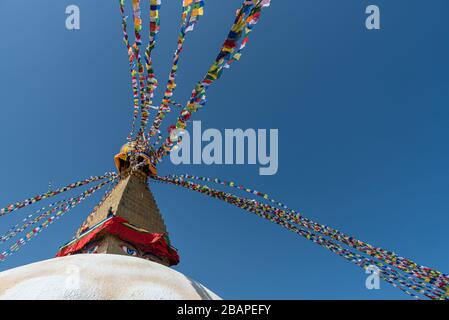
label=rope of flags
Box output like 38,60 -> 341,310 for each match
120,0 -> 162,140
120,0 -> 205,143
0,173 -> 117,217
152,175 -> 449,300
1,199 -> 67,244
139,0 -> 162,136
0,176 -> 117,263
130,0 -> 147,139
148,0 -> 205,143
165,174 -> 449,291
0,179 -> 116,244
117,0 -> 271,162
154,0 -> 271,161
119,0 -> 140,140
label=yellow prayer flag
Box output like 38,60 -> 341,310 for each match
192,7 -> 204,17
222,46 -> 234,53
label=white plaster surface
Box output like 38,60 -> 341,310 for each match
0,254 -> 221,300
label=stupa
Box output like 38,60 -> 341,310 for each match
0,143 -> 221,300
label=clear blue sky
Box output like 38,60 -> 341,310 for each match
1,0 -> 449,299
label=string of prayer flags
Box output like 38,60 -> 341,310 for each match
130,0 -> 149,138
154,0 -> 271,162
0,199 -> 66,244
120,0 -> 161,140
148,0 -> 204,140
140,0 -> 162,136
119,0 -> 141,140
152,176 -> 426,298
118,0 -> 269,162
152,175 -> 449,300
0,177 -> 116,263
165,174 -> 449,291
0,178 -> 117,244
0,173 -> 117,217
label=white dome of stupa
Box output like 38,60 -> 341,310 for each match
0,254 -> 221,300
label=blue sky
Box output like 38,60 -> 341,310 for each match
0,0 -> 449,299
